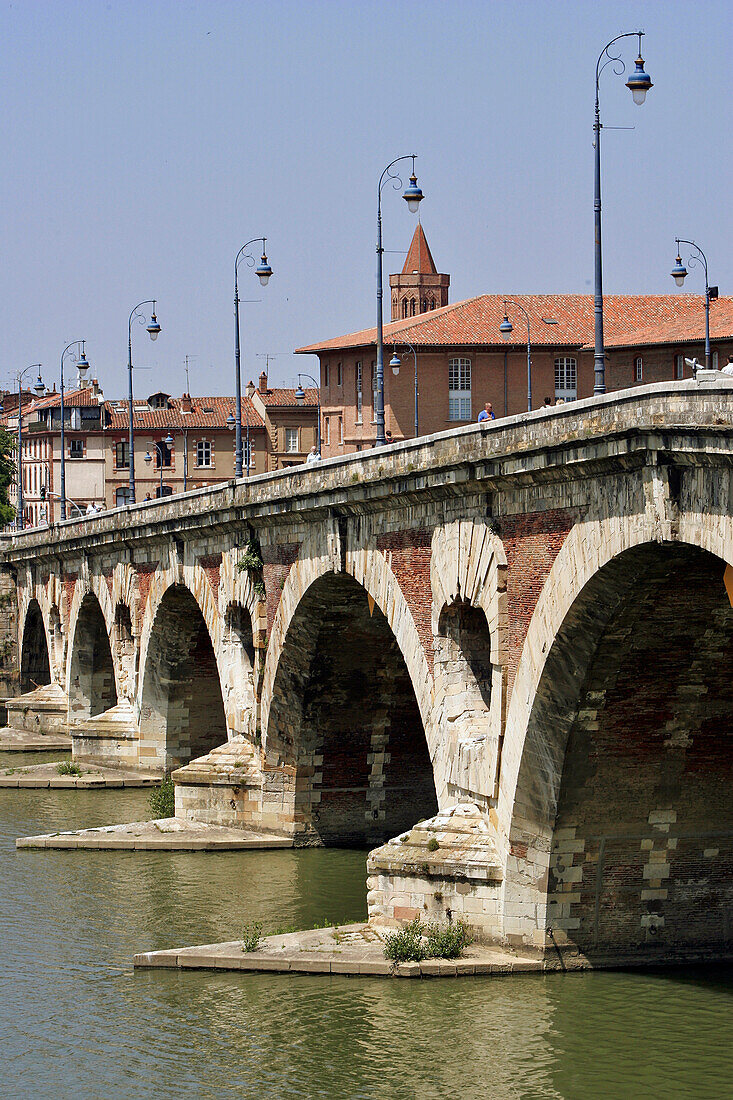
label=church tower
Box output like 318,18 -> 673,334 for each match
389,223 -> 450,321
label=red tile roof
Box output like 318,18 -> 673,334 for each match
402,224 -> 438,275
256,387 -> 319,407
296,294 -> 733,354
32,386 -> 102,410
104,396 -> 264,431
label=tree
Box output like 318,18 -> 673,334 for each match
0,429 -> 16,525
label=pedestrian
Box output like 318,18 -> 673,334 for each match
85,502 -> 95,515
477,402 -> 495,423
544,397 -> 552,407
306,445 -> 321,464
722,354 -> 733,376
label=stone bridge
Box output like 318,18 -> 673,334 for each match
3,379 -> 732,966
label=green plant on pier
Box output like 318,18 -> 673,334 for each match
241,921 -> 263,952
56,761 -> 82,777
382,917 -> 474,962
149,775 -> 175,818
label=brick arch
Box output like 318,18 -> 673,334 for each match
18,573 -> 66,686
66,588 -> 118,722
65,574 -> 118,701
430,520 -> 507,806
497,510 -> 733,952
19,597 -> 51,692
138,563 -> 223,710
261,521 -> 437,784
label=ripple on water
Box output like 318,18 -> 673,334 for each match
0,789 -> 731,1100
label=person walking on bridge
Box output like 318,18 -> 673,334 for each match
478,402 -> 495,423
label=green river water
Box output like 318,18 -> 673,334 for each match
1,757 -> 731,1100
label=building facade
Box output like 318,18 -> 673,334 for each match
297,227 -> 733,458
250,372 -> 319,470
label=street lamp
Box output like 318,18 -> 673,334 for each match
499,303 -> 558,412
389,343 -> 419,438
234,238 -> 272,477
593,31 -> 653,395
671,239 -> 713,371
128,300 -> 162,504
294,373 -> 321,452
375,155 -> 424,446
59,341 -> 89,520
13,363 -> 44,530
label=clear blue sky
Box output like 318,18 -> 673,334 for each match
1,0 -> 730,398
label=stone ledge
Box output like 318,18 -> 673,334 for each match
1,761 -> 162,789
0,727 -> 72,752
16,817 -> 293,850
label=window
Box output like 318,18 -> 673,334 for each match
554,357 -> 577,400
635,357 -> 643,382
338,416 -> 343,445
323,362 -> 330,388
337,362 -> 343,387
712,351 -> 719,370
242,440 -> 252,468
148,392 -> 170,410
115,441 -> 130,468
285,428 -> 299,453
356,361 -> 363,424
70,409 -> 81,430
324,417 -> 330,445
410,298 -> 416,316
421,298 -> 427,313
402,299 -> 409,319
155,485 -> 173,499
116,486 -> 133,507
196,440 -> 212,467
429,297 -> 435,310
675,354 -> 684,380
69,439 -> 84,459
448,358 -> 472,420
155,441 -> 172,468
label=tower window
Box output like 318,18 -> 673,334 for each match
410,298 -> 416,316
635,357 -> 643,382
402,299 -> 408,319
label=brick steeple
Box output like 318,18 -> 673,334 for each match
389,223 -> 450,321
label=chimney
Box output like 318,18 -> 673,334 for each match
181,392 -> 193,413
246,380 -> 255,398
259,371 -> 268,394
92,378 -> 100,397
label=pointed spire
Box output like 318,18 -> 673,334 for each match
401,223 -> 438,276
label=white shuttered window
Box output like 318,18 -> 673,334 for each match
448,358 -> 471,420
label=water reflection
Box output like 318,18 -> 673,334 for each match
1,789 -> 731,1100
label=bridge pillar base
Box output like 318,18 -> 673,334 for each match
71,702 -> 140,768
4,683 -> 68,736
366,803 -> 505,944
173,740 -> 296,836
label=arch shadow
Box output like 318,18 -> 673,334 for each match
68,592 -> 118,722
266,571 -> 439,846
20,599 -> 51,693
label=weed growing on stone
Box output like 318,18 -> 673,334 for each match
56,761 -> 82,777
426,837 -> 440,851
241,921 -> 263,952
382,918 -> 474,962
149,775 -> 175,818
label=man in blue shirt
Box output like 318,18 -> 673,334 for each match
477,402 -> 495,423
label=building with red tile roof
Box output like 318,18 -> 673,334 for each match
296,229 -> 733,458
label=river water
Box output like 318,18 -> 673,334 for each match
1,759 -> 731,1100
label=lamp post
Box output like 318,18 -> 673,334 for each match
128,300 -> 161,504
59,341 -> 90,520
375,155 -> 424,446
671,239 -> 712,371
499,303 -> 559,411
389,342 -> 419,438
294,373 -> 321,452
234,238 -> 272,477
593,32 -> 653,395
13,364 -> 44,530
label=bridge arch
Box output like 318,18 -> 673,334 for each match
138,582 -> 228,772
20,598 -> 51,693
67,590 -> 118,722
262,524 -> 439,844
500,511 -> 733,957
